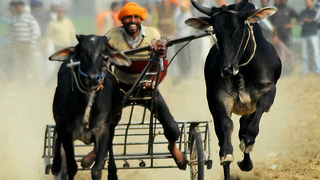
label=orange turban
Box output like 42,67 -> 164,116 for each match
117,2 -> 148,21
170,0 -> 180,5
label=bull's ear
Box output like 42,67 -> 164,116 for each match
49,47 -> 76,61
185,17 -> 211,30
108,51 -> 132,67
246,7 -> 277,23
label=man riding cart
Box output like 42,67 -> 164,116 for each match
81,2 -> 188,171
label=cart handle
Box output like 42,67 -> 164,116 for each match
122,31 -> 211,55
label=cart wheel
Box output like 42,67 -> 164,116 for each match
139,160 -> 146,167
123,161 -> 130,168
189,127 -> 205,180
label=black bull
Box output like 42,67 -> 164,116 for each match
49,35 -> 131,180
186,0 -> 281,179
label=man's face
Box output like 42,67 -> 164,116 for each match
57,10 -> 66,20
16,5 -> 24,13
9,5 -> 17,14
121,15 -> 142,35
113,5 -> 121,13
261,0 -> 269,6
306,0 -> 314,9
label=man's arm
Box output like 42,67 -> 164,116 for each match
286,8 -> 300,28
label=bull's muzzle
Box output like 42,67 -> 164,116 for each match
222,65 -> 239,77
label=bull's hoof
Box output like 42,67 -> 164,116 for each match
220,154 -> 234,166
237,159 -> 253,171
81,158 -> 94,169
51,162 -> 61,176
108,173 -> 118,180
239,140 -> 254,153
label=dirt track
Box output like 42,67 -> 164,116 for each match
1,63 -> 320,180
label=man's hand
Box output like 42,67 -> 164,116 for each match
151,38 -> 169,58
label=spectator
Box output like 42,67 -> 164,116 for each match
142,2 -> 156,26
258,0 -> 295,75
272,35 -> 295,75
8,1 -> 41,82
261,0 -> 270,7
151,0 -> 177,39
30,1 -> 51,57
96,3 -> 109,35
46,7 -> 76,52
9,1 -> 18,16
215,0 -> 227,6
299,0 -> 320,74
259,0 -> 274,41
269,0 -> 299,48
49,2 -> 60,21
96,2 -> 121,35
82,2 -> 187,171
190,0 -> 214,78
46,6 -> 76,86
105,2 -> 122,33
151,0 -> 178,74
122,0 -> 129,6
235,0 -> 253,3
30,1 -> 50,40
171,0 -> 194,83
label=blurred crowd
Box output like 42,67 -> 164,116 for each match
258,0 -> 320,76
1,0 -> 76,85
1,0 -> 320,86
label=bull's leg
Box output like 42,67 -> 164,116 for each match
51,131 -> 62,175
238,88 -> 276,171
214,116 -> 234,165
237,153 -> 253,171
91,130 -> 110,180
207,86 -> 234,179
60,132 -> 78,180
223,163 -> 231,180
107,124 -> 118,180
211,112 -> 234,180
81,146 -> 97,169
237,114 -> 254,171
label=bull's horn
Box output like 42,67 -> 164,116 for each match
191,0 -> 212,16
235,0 -> 248,11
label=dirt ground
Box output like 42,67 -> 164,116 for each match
1,61 -> 320,180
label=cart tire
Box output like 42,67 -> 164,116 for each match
189,127 -> 205,180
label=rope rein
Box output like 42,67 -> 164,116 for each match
239,22 -> 257,66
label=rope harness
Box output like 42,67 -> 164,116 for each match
69,59 -> 108,95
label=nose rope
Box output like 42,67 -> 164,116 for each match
78,65 -> 105,78
70,59 -> 107,94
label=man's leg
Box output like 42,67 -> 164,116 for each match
155,91 -> 187,170
310,35 -> 320,73
301,38 -> 309,74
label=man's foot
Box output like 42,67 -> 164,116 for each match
81,149 -> 96,169
168,142 -> 187,170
